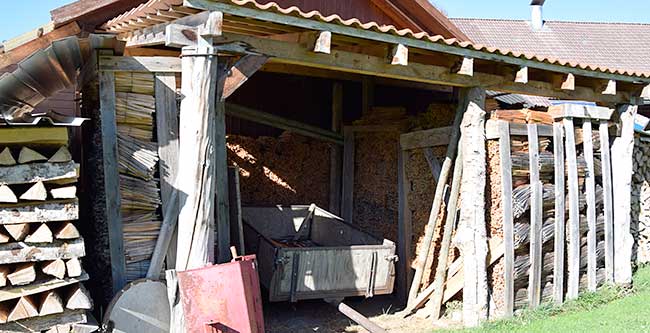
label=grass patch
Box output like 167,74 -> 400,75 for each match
447,265 -> 650,332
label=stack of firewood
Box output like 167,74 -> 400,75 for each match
0,128 -> 91,331
115,72 -> 161,282
632,135 -> 650,264
490,109 -> 553,125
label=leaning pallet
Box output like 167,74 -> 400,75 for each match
115,72 -> 162,282
0,127 -> 91,330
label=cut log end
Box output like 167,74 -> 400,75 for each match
65,284 -> 92,310
65,258 -> 82,278
4,223 -> 30,242
55,222 -> 80,240
42,259 -> 66,279
24,223 -> 54,243
49,147 -> 72,163
0,148 -> 16,166
0,185 -> 17,203
50,186 -> 77,200
7,295 -> 39,321
18,147 -> 47,164
20,181 -> 48,201
39,291 -> 64,317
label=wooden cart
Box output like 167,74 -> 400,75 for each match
242,205 -> 397,302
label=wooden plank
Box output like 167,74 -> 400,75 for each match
599,120 -> 614,283
215,97 -> 231,264
341,128 -> 355,223
498,121 -> 515,316
397,149 -> 412,306
612,105 -> 636,285
228,167 -> 244,255
423,148 -> 442,182
175,42 -> 220,270
329,82 -> 343,215
527,124 -> 543,308
582,121 -> 598,291
552,121 -> 566,304
213,32 -> 632,105
0,309 -> 85,332
220,54 -> 268,100
399,127 -> 451,150
225,103 -> 343,144
485,119 -> 553,139
458,88 -> 488,327
185,0 -> 648,86
564,117 -> 580,299
0,200 -> 78,224
0,128 -> 68,147
0,22 -> 81,70
99,55 -> 181,72
0,272 -> 88,303
99,69 -> 126,294
407,88 -> 470,306
148,72 -> 180,278
548,104 -> 614,120
1,22 -> 55,53
0,238 -> 84,265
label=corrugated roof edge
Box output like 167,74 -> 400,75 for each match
451,17 -> 650,26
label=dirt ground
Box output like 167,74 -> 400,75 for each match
264,295 -> 463,333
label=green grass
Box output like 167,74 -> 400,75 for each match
451,265 -> 650,332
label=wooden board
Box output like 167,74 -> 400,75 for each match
0,162 -> 77,186
341,128 -> 355,223
498,121 -> 515,316
104,280 -> 170,333
0,200 -> 78,224
582,121 -> 597,291
399,126 -> 451,150
564,118 -> 580,299
552,122 -> 566,304
397,149 -> 412,305
599,120 -> 614,282
527,124 -> 542,308
0,128 -> 68,147
484,119 -> 554,140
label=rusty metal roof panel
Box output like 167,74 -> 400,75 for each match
0,36 -> 87,125
103,0 -> 650,79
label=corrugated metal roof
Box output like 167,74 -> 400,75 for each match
452,18 -> 650,79
103,0 -> 650,79
0,36 -> 87,125
486,90 -> 552,108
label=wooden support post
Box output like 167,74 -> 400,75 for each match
583,121 -> 597,291
612,104 -> 636,285
397,148 -> 412,306
361,77 -> 374,117
147,72 -> 180,278
498,121 -> 515,316
341,127 -> 355,223
599,120 -> 614,283
215,87 -> 231,263
564,117 -> 580,299
527,124 -> 543,308
98,60 -> 126,293
176,11 -> 223,270
553,121 -> 566,304
329,82 -> 343,215
407,88 -> 471,306
458,87 -> 487,327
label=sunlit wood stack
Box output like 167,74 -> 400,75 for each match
114,72 -> 162,281
632,135 -> 650,264
0,127 -> 90,330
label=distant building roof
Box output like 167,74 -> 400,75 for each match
451,18 -> 650,75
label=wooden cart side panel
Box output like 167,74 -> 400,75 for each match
311,213 -> 384,246
242,206 -> 311,240
271,246 -> 396,301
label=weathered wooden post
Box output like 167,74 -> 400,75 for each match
612,104 -> 637,286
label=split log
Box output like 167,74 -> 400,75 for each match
7,263 -> 36,286
50,186 -> 76,200
0,303 -> 8,323
65,258 -> 82,278
0,161 -> 77,186
18,148 -> 47,164
0,309 -> 85,331
65,285 -> 92,310
4,224 -> 29,241
55,222 -> 80,240
24,223 -> 53,243
48,147 -> 72,163
39,291 -> 64,316
0,232 -> 8,244
7,296 -> 38,321
0,186 -> 17,203
0,148 -> 16,166
0,238 -> 85,265
45,324 -> 70,333
19,181 -> 47,201
42,259 -> 66,279
0,266 -> 10,287
0,200 -> 78,224
0,272 -> 88,303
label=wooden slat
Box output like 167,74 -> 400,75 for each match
599,120 -> 614,282
99,55 -> 181,72
498,121 -> 514,316
99,68 -> 126,294
0,200 -> 78,224
397,149 -> 411,305
0,128 -> 68,147
485,120 -> 553,140
341,128 -> 355,223
552,121 -> 566,304
548,104 -> 613,120
582,121 -> 597,291
564,117 -> 580,299
329,82 -> 343,216
399,126 -> 451,150
527,124 -> 542,308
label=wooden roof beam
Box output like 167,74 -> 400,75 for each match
451,57 -> 473,76
267,31 -> 331,54
390,44 -> 408,66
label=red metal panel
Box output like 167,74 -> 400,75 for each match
177,255 -> 265,333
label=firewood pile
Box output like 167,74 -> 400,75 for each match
0,128 -> 91,331
632,135 -> 650,264
114,72 -> 161,282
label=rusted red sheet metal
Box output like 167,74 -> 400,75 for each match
177,255 -> 265,333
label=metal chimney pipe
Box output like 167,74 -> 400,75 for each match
531,0 -> 545,30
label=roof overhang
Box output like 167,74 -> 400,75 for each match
99,0 -> 650,105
